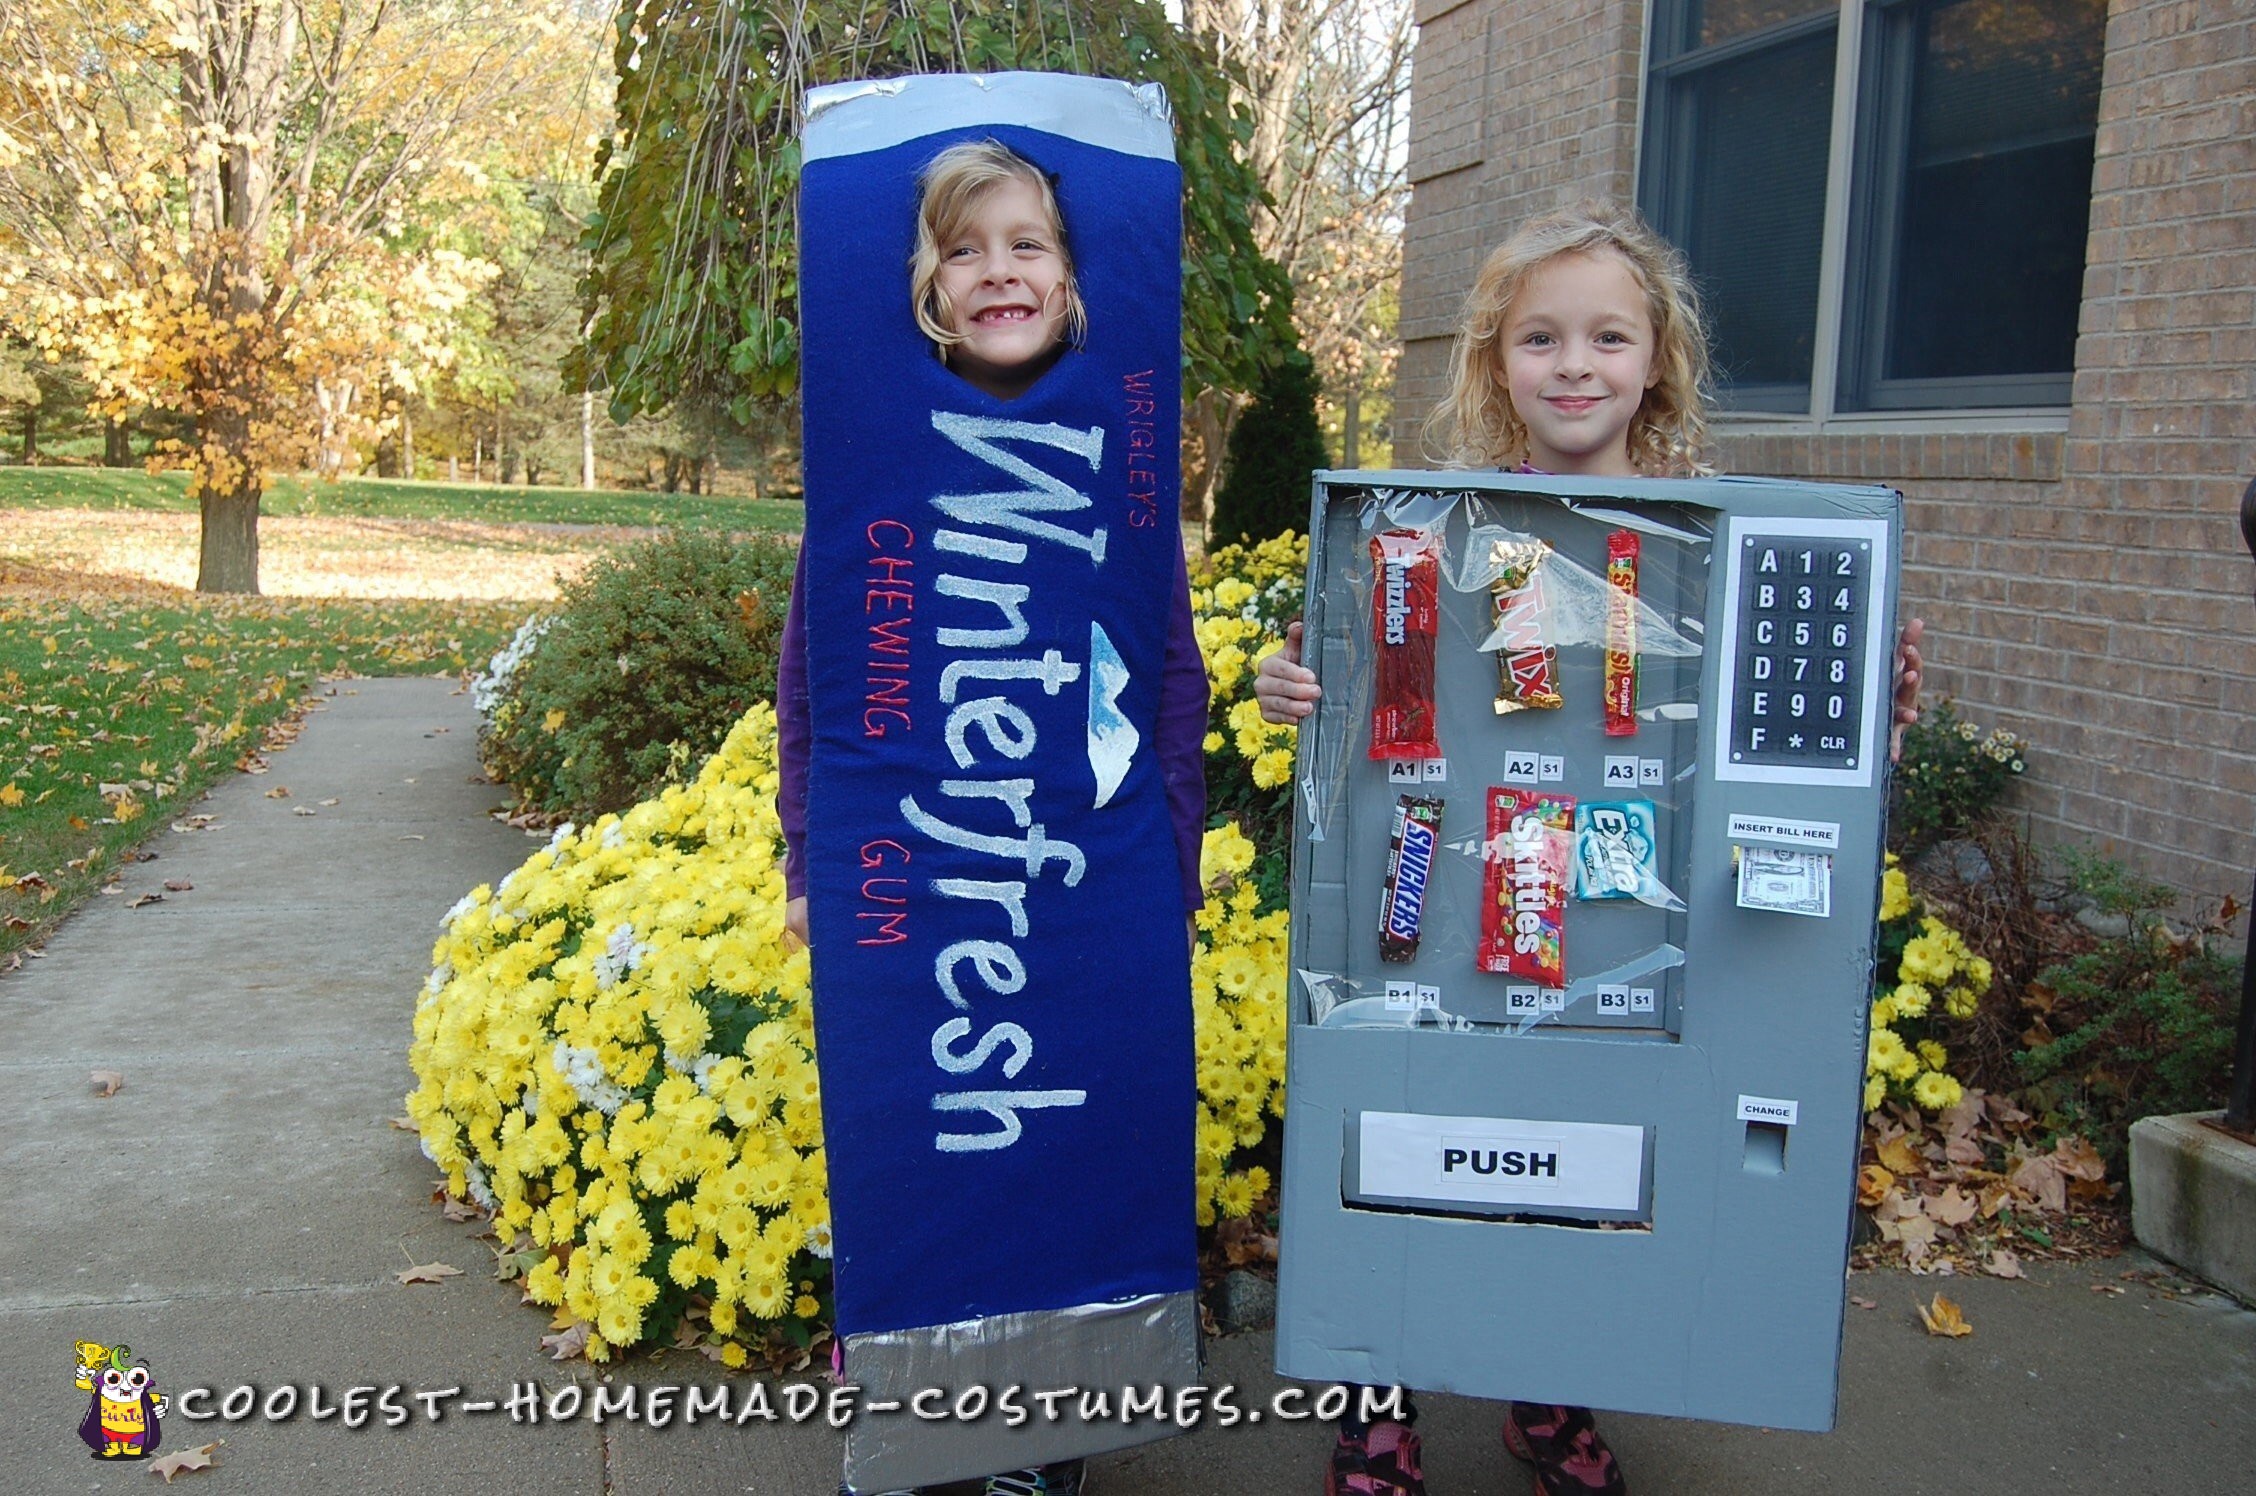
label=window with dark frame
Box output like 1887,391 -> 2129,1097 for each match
1639,0 -> 2108,415
1641,4 -> 1840,412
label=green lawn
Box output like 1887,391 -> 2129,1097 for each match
0,467 -> 807,532
0,593 -> 522,959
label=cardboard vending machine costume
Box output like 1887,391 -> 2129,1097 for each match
798,74 -> 1197,1489
1275,473 -> 1900,1431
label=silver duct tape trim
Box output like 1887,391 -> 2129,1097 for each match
841,1290 -> 1200,1492
805,72 -> 1175,163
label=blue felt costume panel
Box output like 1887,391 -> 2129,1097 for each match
798,76 -> 1195,1347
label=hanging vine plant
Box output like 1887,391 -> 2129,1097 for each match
572,0 -> 1296,426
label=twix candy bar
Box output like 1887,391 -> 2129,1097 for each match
1490,539 -> 1562,715
1604,528 -> 1639,737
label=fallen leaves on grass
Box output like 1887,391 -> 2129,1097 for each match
148,1439 -> 223,1483
1917,1292 -> 1973,1338
1,589 -> 519,959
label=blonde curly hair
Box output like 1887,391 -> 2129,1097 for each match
1426,200 -> 1714,476
909,139 -> 1088,359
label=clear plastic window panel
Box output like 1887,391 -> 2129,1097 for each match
1290,480 -> 1714,1039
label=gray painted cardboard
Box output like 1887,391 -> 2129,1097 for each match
1275,471 -> 1900,1432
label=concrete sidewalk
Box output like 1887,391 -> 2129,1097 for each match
2,679 -> 2251,1495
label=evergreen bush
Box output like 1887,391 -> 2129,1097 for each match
479,528 -> 795,816
1209,348 -> 1329,546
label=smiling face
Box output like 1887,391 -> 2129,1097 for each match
1502,249 -> 1660,477
932,175 -> 1073,400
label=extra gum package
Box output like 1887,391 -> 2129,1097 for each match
1369,529 -> 1443,760
1479,786 -> 1573,987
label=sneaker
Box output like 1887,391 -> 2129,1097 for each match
986,1462 -> 1086,1496
1326,1420 -> 1425,1496
1501,1403 -> 1626,1496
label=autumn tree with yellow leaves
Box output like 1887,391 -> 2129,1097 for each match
0,0 -> 604,592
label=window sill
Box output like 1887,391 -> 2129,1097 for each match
1714,409 -> 2069,437
1711,417 -> 2067,483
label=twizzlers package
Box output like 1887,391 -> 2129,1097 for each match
1368,529 -> 1443,760
1480,786 -> 1573,987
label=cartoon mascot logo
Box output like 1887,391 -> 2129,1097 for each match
73,1341 -> 166,1459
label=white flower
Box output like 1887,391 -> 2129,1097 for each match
463,1160 -> 497,1211
804,1223 -> 834,1259
424,962 -> 453,998
441,893 -> 477,929
471,615 -> 553,720
550,1039 -> 628,1114
601,822 -> 626,850
591,923 -> 651,990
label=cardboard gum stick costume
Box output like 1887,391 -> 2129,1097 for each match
797,74 -> 1196,1490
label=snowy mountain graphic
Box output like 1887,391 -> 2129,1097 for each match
1087,621 -> 1140,809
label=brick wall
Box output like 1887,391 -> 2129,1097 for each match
2014,0 -> 2256,902
1398,0 -> 2256,903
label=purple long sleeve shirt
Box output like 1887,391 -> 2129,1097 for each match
776,542 -> 1211,914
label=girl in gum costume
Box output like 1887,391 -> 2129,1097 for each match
779,139 -> 1209,1496
1255,201 -> 1925,1496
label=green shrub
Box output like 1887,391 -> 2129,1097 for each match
1889,699 -> 2030,854
1210,346 -> 1329,546
481,528 -> 796,817
2016,853 -> 2241,1167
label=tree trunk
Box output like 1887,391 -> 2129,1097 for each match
581,390 -> 596,489
1181,388 -> 1244,529
21,405 -> 36,464
104,417 -> 131,467
402,405 -> 415,480
473,436 -> 483,482
197,484 -> 261,594
1343,386 -> 1361,470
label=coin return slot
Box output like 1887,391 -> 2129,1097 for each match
1743,1120 -> 1788,1175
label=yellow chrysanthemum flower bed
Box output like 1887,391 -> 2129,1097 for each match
1192,532 -> 1308,791
1191,821 -> 1289,1226
1864,857 -> 1992,1114
410,706 -> 1291,1362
